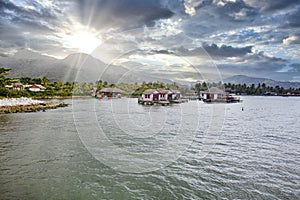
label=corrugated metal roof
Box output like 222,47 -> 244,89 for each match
201,87 -> 226,94
99,88 -> 124,93
143,88 -> 182,95
170,90 -> 180,94
35,84 -> 46,89
143,89 -> 158,94
156,88 -> 170,93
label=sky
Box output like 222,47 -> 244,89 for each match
0,0 -> 300,81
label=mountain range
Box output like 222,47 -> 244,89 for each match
0,49 -> 129,83
0,49 -> 172,84
1,49 -> 300,88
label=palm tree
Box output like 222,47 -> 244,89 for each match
0,67 -> 11,87
41,76 -> 50,87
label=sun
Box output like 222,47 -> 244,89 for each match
63,30 -> 102,54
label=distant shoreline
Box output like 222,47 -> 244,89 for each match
238,94 -> 300,97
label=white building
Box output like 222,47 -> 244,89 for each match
29,84 -> 46,92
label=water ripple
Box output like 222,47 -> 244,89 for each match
0,97 -> 299,199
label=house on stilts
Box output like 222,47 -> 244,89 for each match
200,87 -> 241,103
96,88 -> 125,99
138,88 -> 182,105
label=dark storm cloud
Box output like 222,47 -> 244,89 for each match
245,51 -> 287,63
203,43 -> 253,57
168,44 -> 253,58
161,0 -> 186,15
0,0 -> 69,53
218,63 -> 281,78
178,1 -> 260,41
179,0 -> 259,22
75,0 -> 174,29
0,0 -> 61,37
149,49 -> 174,55
290,63 -> 300,72
0,0 -> 299,81
195,0 -> 213,9
218,54 -> 290,80
0,0 -> 23,14
286,8 -> 300,27
215,0 -> 258,21
0,0 -> 58,22
260,0 -> 299,11
217,51 -> 289,79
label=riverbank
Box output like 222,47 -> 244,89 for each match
0,97 -> 68,114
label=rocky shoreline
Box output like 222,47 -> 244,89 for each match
0,98 -> 68,114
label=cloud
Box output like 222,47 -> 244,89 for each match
244,0 -> 299,12
149,43 -> 253,58
276,64 -> 299,73
0,0 -> 65,47
286,8 -> 300,27
0,0 -> 299,81
203,43 -> 253,57
183,0 -> 206,16
246,51 -> 287,63
74,0 -> 174,29
261,0 -> 299,11
218,54 -> 289,79
214,0 -> 258,21
289,63 -> 300,72
169,43 -> 252,58
149,49 -> 175,55
0,0 -> 59,27
283,35 -> 300,46
202,47 -> 291,80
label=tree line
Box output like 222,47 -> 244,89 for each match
1,67 -> 299,98
1,68 -> 81,97
194,81 -> 300,95
0,68 -> 183,98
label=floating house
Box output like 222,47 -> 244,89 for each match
141,89 -> 159,102
139,89 -> 182,105
29,84 -> 46,92
200,87 -> 241,103
165,90 -> 181,103
96,88 -> 124,99
182,90 -> 199,100
156,89 -> 170,101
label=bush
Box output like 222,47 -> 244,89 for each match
0,87 -> 10,97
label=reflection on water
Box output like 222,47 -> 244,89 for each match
0,96 -> 299,199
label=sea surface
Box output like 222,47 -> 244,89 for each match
0,96 -> 299,199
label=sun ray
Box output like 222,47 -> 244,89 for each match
61,26 -> 102,54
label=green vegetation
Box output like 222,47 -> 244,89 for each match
1,67 -> 299,98
194,81 -> 300,95
0,68 -> 14,87
0,67 -> 76,98
119,81 -> 181,97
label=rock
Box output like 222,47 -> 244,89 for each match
0,98 -> 68,114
